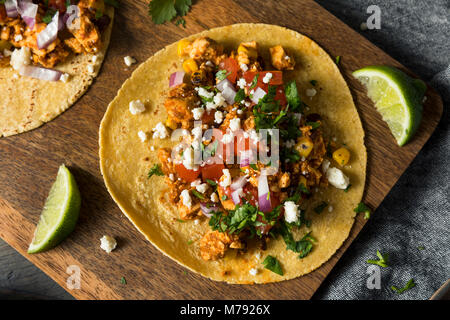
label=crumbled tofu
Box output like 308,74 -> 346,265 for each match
100,235 -> 117,253
284,201 -> 299,223
192,107 -> 205,120
87,65 -> 95,73
326,167 -> 350,189
152,122 -> 169,139
219,169 -> 231,188
195,183 -> 209,194
137,130 -> 147,142
229,118 -> 241,131
124,55 -> 136,67
10,47 -> 31,71
180,190 -> 192,208
210,192 -> 219,202
249,268 -> 258,276
306,88 -> 317,97
214,111 -> 224,124
60,73 -> 70,83
262,72 -> 273,84
129,100 -> 146,114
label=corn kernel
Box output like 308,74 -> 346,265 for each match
182,58 -> 198,73
333,147 -> 351,166
177,39 -> 191,57
299,175 -> 308,188
165,118 -> 178,130
237,43 -> 258,59
295,137 -> 314,158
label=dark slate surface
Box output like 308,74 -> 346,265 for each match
0,0 -> 448,300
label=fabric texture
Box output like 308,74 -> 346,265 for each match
313,0 -> 449,300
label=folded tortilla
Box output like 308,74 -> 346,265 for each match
99,24 -> 366,284
0,7 -> 114,138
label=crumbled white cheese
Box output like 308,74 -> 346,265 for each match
191,126 -> 202,140
197,87 -> 214,99
214,111 -> 224,124
322,159 -> 330,173
240,63 -> 248,72
262,72 -> 273,84
222,132 -> 233,144
212,92 -> 227,109
152,122 -> 169,139
169,173 -> 175,181
180,190 -> 192,208
192,107 -> 205,120
190,179 -> 202,187
237,77 -> 247,89
219,169 -> 231,188
150,146 -> 155,151
87,64 -> 95,73
194,219 -> 199,225
285,55 -> 290,60
124,55 -> 136,67
254,252 -> 261,260
137,130 -> 147,142
10,47 -> 31,71
183,147 -> 199,171
284,201 -> 299,223
306,88 -> 317,97
205,60 -> 214,67
249,129 -> 260,145
100,235 -> 117,253
14,34 -> 23,42
60,73 -> 70,83
326,167 -> 350,189
328,205 -> 334,212
229,118 -> 241,131
129,99 -> 146,114
245,101 -> 251,107
249,268 -> 258,276
195,183 -> 209,194
92,55 -> 98,63
210,192 -> 219,203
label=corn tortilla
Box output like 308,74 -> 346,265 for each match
99,24 -> 366,284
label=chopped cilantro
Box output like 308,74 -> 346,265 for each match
148,164 -> 164,178
298,183 -> 310,195
187,240 -> 194,245
206,179 -> 217,187
314,201 -> 328,214
367,250 -> 388,268
42,9 -> 57,24
221,195 -> 228,201
215,69 -> 231,81
120,277 -> 126,284
191,189 -> 205,200
344,184 -> 352,192
262,255 -> 283,276
250,163 -> 258,170
391,279 -> 416,294
95,9 -> 103,19
105,0 -> 120,8
148,0 -> 192,25
175,17 -> 186,28
306,121 -> 321,130
285,80 -> 303,112
234,88 -> 246,103
335,56 -> 341,64
250,74 -> 259,89
310,80 -> 317,86
354,202 -> 371,219
177,219 -> 186,223
65,0 -> 71,8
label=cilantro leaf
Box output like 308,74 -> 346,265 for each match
335,56 -> 341,64
391,279 -> 416,294
216,69 -> 230,81
262,255 -> 283,276
206,179 -> 217,187
306,121 -> 321,130
250,74 -> 259,89
310,80 -> 317,86
174,0 -> 192,16
120,277 -> 127,284
314,201 -> 328,214
42,9 -> 57,24
354,202 -> 371,219
149,0 -> 192,25
367,250 -> 389,268
234,89 -> 246,103
191,189 -> 205,200
148,164 -> 164,178
285,80 -> 302,112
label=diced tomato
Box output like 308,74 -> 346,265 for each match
219,58 -> 239,83
243,71 -> 283,90
201,110 -> 215,125
0,5 -> 6,21
48,0 -> 67,13
174,164 -> 200,183
243,184 -> 259,206
201,162 -> 224,181
274,86 -> 287,106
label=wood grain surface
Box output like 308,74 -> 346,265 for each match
0,0 -> 443,300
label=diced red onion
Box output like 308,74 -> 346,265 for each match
231,189 -> 242,205
200,202 -> 219,218
250,87 -> 266,104
18,1 -> 38,29
18,65 -> 63,81
230,175 -> 247,191
239,149 -> 254,167
169,71 -> 185,88
257,173 -> 272,213
37,11 -> 59,49
5,0 -> 19,18
216,79 -> 236,104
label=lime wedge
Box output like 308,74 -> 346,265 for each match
353,66 -> 426,146
28,164 -> 81,253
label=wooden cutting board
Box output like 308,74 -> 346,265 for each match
0,0 -> 443,300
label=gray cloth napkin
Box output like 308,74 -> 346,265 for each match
314,0 -> 449,300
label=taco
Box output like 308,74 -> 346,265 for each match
0,0 -> 114,137
99,24 -> 366,284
